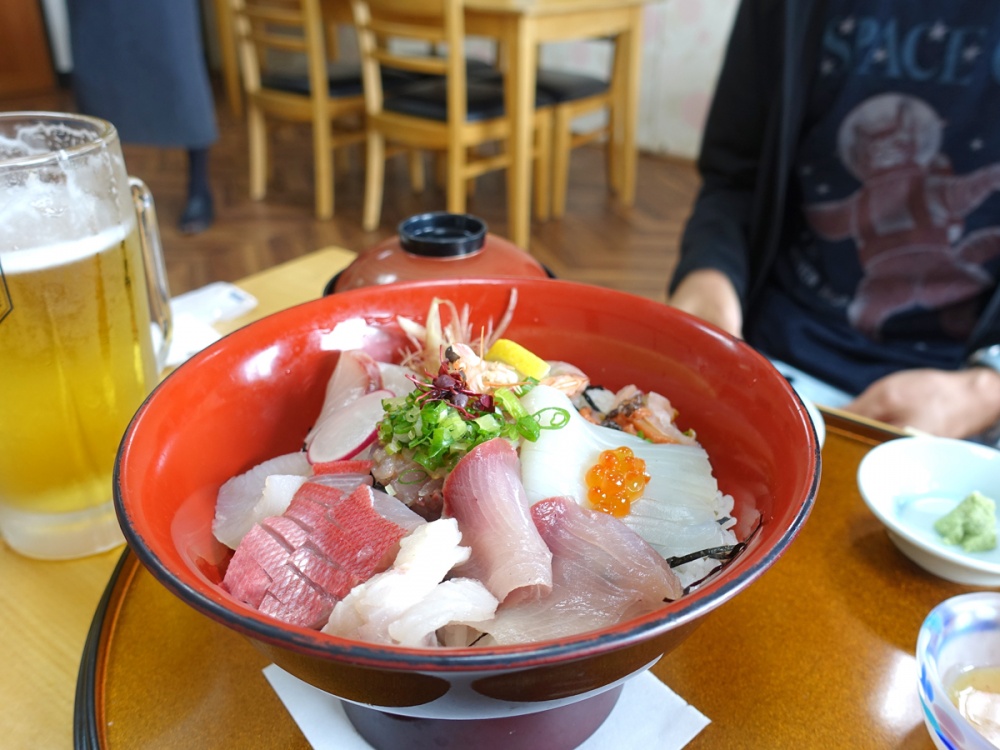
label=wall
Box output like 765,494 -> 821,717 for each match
539,0 -> 739,160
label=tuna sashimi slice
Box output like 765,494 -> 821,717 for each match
442,438 -> 552,605
259,564 -> 336,629
222,480 -> 412,629
474,497 -> 683,645
290,542 -> 361,600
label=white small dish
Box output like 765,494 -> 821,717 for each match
857,436 -> 1000,586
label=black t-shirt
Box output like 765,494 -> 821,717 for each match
746,0 -> 1000,394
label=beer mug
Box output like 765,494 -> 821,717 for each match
0,112 -> 172,559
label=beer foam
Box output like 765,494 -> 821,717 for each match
0,154 -> 134,273
0,223 -> 131,275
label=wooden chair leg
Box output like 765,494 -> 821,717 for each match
445,141 -> 466,214
408,150 -> 426,193
313,122 -> 333,220
363,130 -> 386,231
533,110 -> 552,221
604,102 -> 617,197
551,106 -> 572,219
247,105 -> 268,201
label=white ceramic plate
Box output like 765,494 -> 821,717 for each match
857,436 -> 1000,586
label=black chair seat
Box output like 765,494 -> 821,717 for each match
534,69 -> 609,103
262,57 -> 499,100
261,62 -> 421,99
385,77 -> 554,122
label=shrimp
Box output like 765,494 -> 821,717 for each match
540,361 -> 589,398
397,291 -> 519,373
447,343 -> 520,393
578,385 -> 697,445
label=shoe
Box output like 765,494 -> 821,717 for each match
179,193 -> 214,235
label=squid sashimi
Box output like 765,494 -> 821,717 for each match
322,518 -> 498,647
223,482 -> 413,628
474,497 -> 682,645
213,451 -> 312,549
442,438 -> 553,605
518,385 -> 735,572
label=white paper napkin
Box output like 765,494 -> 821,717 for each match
164,282 -> 259,367
263,664 -> 710,750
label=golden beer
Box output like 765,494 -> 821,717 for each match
0,112 -> 171,559
0,223 -> 157,515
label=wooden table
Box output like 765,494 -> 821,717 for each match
0,248 -> 354,750
314,0 -> 646,250
4,248 -> 973,748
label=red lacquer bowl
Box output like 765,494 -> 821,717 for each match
114,278 -> 819,750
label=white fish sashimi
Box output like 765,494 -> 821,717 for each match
442,438 -> 553,605
386,579 -> 498,647
371,488 -> 427,534
321,518 -> 473,644
251,473 -> 309,525
475,497 -> 682,645
213,452 -> 312,549
377,361 -> 418,398
518,385 -> 730,558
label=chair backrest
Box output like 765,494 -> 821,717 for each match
350,0 -> 469,133
231,0 -> 330,110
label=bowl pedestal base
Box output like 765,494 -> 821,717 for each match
342,684 -> 624,750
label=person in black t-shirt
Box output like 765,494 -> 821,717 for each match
668,0 -> 1000,440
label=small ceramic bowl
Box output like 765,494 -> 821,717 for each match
857,436 -> 1000,586
916,592 -> 1000,750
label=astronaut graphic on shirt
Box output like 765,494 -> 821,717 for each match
805,92 -> 1000,340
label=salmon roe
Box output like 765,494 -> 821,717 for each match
585,447 -> 650,517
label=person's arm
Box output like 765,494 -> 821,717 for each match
668,268 -> 743,337
845,368 -> 1000,439
668,0 -> 784,332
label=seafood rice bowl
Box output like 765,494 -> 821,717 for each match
115,278 -> 819,750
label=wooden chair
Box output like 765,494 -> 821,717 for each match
230,0 -> 367,219
537,66 -> 615,219
350,0 -> 554,233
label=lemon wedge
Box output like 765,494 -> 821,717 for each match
485,339 -> 551,380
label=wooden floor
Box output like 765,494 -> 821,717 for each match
2,83 -> 700,301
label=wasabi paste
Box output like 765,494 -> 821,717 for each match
933,491 -> 997,553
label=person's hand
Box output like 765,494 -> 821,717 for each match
667,269 -> 743,338
844,367 -> 1000,438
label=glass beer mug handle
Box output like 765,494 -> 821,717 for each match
129,177 -> 173,370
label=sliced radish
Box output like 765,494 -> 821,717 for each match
307,389 -> 393,463
306,350 -> 383,443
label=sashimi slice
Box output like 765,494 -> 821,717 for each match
213,452 -> 312,549
474,497 -> 682,645
386,578 -> 498,647
306,389 -> 393,464
442,438 -> 552,605
322,518 -> 490,645
518,385 -> 729,559
222,481 -> 411,628
305,350 -> 383,444
311,459 -> 375,475
377,361 -> 418,398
